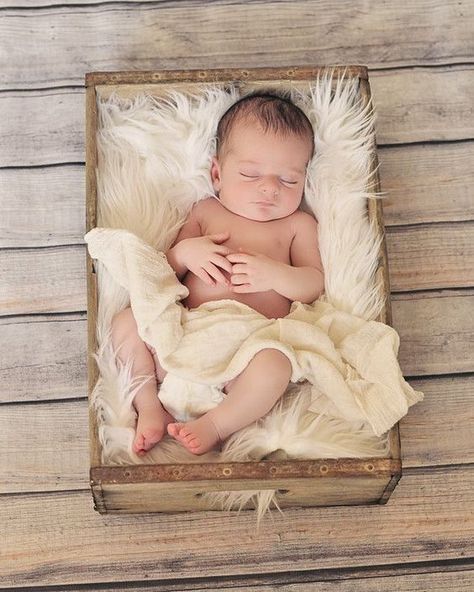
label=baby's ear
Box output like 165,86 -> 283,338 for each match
210,156 -> 222,191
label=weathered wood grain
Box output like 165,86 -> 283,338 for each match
2,374 -> 471,494
2,142 -> 473,248
1,1 -> 473,89
0,314 -> 86,403
371,67 -> 474,144
379,141 -> 474,225
2,68 -> 474,167
2,466 -> 473,587
386,222 -> 474,292
0,245 -> 86,316
0,88 -> 84,167
0,400 -> 89,494
38,568 -> 474,592
0,165 -> 85,248
400,375 -> 474,468
392,291 -> 474,376
2,221 -> 472,316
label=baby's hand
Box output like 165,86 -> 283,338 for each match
227,251 -> 282,293
177,233 -> 233,286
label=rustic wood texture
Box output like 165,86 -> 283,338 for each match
379,142 -> 474,225
1,0 -> 473,589
24,569 -> 474,592
2,466 -> 473,587
0,314 -> 87,403
1,1 -> 473,88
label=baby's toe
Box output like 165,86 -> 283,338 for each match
167,422 -> 182,438
142,428 -> 163,451
133,433 -> 145,454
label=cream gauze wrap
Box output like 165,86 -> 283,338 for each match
85,227 -> 423,437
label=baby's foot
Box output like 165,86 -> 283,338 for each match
133,401 -> 175,456
167,414 -> 221,455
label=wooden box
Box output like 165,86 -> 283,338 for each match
85,66 -> 400,514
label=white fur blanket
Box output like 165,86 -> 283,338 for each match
86,226 -> 422,436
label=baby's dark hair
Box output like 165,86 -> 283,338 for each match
216,90 -> 315,160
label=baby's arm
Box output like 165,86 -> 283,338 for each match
279,212 -> 324,302
166,203 -> 232,286
228,212 -> 324,303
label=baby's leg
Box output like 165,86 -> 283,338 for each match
111,307 -> 174,456
168,349 -> 292,455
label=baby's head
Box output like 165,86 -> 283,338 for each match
211,91 -> 314,222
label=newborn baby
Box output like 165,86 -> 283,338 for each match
111,91 -> 324,456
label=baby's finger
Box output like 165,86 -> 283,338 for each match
208,232 -> 230,244
231,283 -> 254,293
203,262 -> 228,286
230,263 -> 247,275
210,254 -> 233,274
195,268 -> 215,286
214,244 -> 232,257
230,273 -> 248,285
227,253 -> 250,263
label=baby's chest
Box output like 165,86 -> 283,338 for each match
205,215 -> 293,262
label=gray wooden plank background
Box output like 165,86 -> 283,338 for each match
1,0 -> 473,590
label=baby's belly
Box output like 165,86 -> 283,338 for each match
182,272 -> 291,319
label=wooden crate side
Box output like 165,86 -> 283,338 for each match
98,476 -> 390,513
359,75 -> 401,473
91,458 -> 400,513
86,67 -> 400,512
85,83 -> 101,468
85,65 -> 369,87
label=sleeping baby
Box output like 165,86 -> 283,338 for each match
111,91 -> 325,456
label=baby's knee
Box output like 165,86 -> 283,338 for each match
254,348 -> 292,380
111,307 -> 138,350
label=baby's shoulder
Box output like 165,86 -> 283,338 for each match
290,209 -> 319,235
191,196 -> 219,219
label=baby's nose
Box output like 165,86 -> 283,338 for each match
260,176 -> 280,196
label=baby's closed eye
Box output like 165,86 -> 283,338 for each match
239,172 -> 298,185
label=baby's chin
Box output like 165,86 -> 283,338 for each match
223,203 -> 298,222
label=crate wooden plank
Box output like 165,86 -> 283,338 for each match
0,165 -> 85,248
392,291 -> 474,376
379,141 -> 474,226
1,1 -> 473,89
2,68 -> 474,167
1,466 -> 473,587
2,143 -> 473,249
0,314 -> 86,403
386,222 -> 474,292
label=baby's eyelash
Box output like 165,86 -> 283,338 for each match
240,172 -> 298,185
